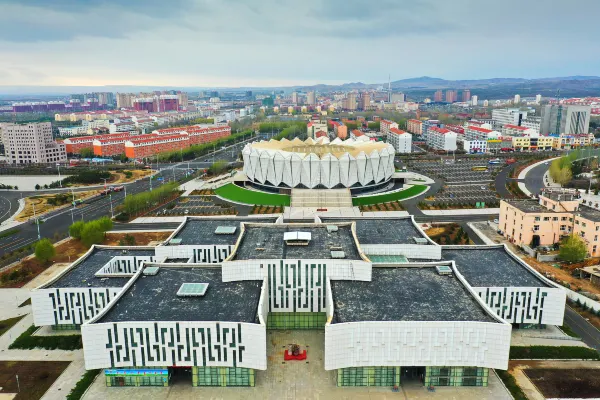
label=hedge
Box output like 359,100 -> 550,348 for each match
352,185 -> 428,206
495,370 -> 528,400
510,346 -> 600,360
9,325 -> 82,350
66,369 -> 101,400
215,183 -> 291,206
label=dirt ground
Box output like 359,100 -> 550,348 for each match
424,223 -> 472,245
103,231 -> 172,246
109,169 -> 154,184
0,361 -> 70,400
524,368 -> 600,398
17,190 -> 100,221
523,255 -> 600,296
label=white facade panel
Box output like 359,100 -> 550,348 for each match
473,286 -> 566,326
32,287 -> 121,326
324,321 -> 511,370
154,245 -> 233,264
82,321 -> 267,370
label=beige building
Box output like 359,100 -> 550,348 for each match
1,122 -> 67,164
500,189 -> 600,256
511,136 -> 554,152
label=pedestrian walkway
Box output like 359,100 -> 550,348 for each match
421,208 -> 499,216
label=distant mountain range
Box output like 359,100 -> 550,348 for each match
1,75 -> 599,100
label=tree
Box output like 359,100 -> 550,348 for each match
35,239 -> 56,264
81,221 -> 104,247
96,216 -> 113,232
559,234 -> 588,263
35,184 -> 40,190
69,220 -> 86,239
80,147 -> 94,158
209,160 -> 228,175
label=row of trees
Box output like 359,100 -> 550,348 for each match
549,151 -> 580,186
69,216 -> 113,247
121,181 -> 179,217
156,130 -> 254,162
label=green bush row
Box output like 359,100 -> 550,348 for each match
122,181 -> 180,216
510,345 -> 600,360
69,216 -> 113,247
66,369 -> 101,400
9,325 -> 82,350
495,370 -> 527,400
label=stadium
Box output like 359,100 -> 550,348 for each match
241,137 -> 396,191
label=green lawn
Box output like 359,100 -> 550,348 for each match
352,185 -> 428,206
215,183 -> 291,206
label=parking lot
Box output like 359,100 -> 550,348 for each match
411,160 -> 504,184
156,195 -> 237,216
432,184 -> 499,206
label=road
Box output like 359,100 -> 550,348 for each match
524,162 -> 551,196
564,306 -> 600,351
494,164 -> 517,198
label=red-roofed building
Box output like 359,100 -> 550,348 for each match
351,129 -> 364,138
426,127 -> 457,151
125,133 -> 189,159
388,127 -> 412,153
93,134 -> 136,156
380,119 -> 398,137
465,125 -> 499,141
407,119 -> 423,135
315,130 -> 327,139
185,125 -> 231,145
64,133 -> 132,154
502,124 -> 537,137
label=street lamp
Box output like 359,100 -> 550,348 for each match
32,203 -> 40,241
56,163 -> 62,188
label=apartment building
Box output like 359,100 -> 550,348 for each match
387,127 -> 412,153
426,127 -> 457,151
499,189 -> 600,256
380,119 -> 398,137
492,108 -> 528,128
464,125 -> 499,141
58,126 -> 87,137
306,121 -> 328,138
407,119 -> 423,136
461,139 -> 487,153
502,124 -> 537,137
331,121 -> 348,139
185,125 -> 231,146
1,122 -> 66,164
93,135 -> 136,157
521,116 -> 541,133
124,133 -> 190,159
109,121 -> 136,133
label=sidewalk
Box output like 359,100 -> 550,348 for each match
421,208 -> 499,216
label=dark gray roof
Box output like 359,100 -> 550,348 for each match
97,267 -> 261,323
505,200 -> 555,213
442,247 -> 551,287
577,206 -> 600,222
233,224 -> 362,260
331,267 -> 497,323
320,217 -> 430,245
173,218 -> 277,245
47,248 -> 154,289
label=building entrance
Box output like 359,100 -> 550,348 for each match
401,367 -> 425,383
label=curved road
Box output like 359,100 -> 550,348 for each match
524,162 -> 551,196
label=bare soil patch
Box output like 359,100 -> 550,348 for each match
103,231 -> 172,246
17,190 -> 100,221
524,368 -> 600,399
0,360 -> 70,400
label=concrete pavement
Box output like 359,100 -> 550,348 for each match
564,306 -> 600,351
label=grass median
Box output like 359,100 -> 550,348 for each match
352,184 -> 428,206
215,183 -> 291,206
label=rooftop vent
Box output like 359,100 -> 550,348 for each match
215,226 -> 237,235
435,265 -> 453,276
326,225 -> 339,233
169,238 -> 182,246
413,237 -> 429,245
284,231 -> 311,246
143,266 -> 160,276
177,283 -> 209,297
331,250 -> 346,259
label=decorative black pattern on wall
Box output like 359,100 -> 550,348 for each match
268,260 -> 327,313
193,245 -> 233,263
49,288 -> 121,325
105,322 -> 247,368
97,256 -> 155,275
477,287 -> 548,323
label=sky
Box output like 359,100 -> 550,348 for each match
0,0 -> 599,88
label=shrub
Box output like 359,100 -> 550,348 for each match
496,370 -> 528,400
509,346 -> 600,360
96,216 -> 113,232
34,239 -> 55,264
69,220 -> 86,239
9,325 -> 82,350
81,221 -> 104,247
66,369 -> 101,400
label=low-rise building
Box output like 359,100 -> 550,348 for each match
502,124 -> 537,137
110,121 -> 136,133
551,133 -> 595,149
407,119 -> 423,136
124,133 -> 189,159
93,134 -> 135,157
426,127 -> 457,151
512,136 -> 554,152
387,127 -> 411,153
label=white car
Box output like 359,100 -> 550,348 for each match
493,218 -> 499,224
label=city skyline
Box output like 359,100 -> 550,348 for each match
0,0 -> 599,88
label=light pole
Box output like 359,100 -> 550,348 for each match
57,163 -> 62,188
32,203 -> 40,241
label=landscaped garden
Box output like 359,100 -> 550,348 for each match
351,185 -> 427,206
215,183 -> 291,206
